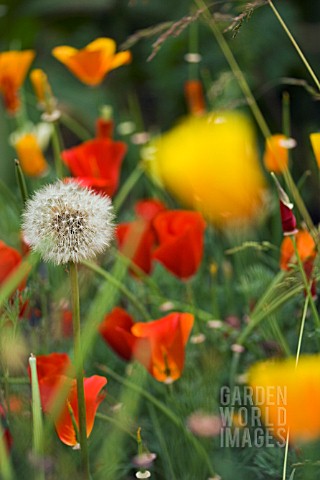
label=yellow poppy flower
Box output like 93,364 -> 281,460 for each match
143,112 -> 266,228
248,355 -> 320,443
0,50 -> 35,113
52,38 -> 131,86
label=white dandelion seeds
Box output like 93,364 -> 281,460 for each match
22,181 -> 114,265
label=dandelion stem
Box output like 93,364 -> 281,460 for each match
69,262 -> 90,479
267,0 -> 320,92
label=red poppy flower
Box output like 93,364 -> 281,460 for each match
99,307 -> 137,361
132,312 -> 194,383
28,352 -> 71,382
116,199 -> 166,274
39,374 -> 107,446
61,138 -> 127,196
0,241 -> 25,290
152,210 -> 206,279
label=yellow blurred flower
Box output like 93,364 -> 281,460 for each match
248,355 -> 320,443
0,50 -> 35,114
310,132 -> 320,168
144,112 -> 266,227
15,133 -> 48,177
52,38 -> 131,86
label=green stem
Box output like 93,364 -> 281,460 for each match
295,296 -> 309,364
282,430 -> 290,480
60,113 -> 92,142
52,121 -> 64,179
113,164 -> 144,213
267,0 -> 320,92
98,364 -> 216,477
29,355 -> 45,480
14,159 -> 28,205
69,262 -> 90,479
81,260 -> 150,321
95,413 -> 136,440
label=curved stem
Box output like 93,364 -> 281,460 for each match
113,165 -> 144,213
81,260 -> 150,321
69,262 -> 90,479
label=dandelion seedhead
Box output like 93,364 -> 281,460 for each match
22,181 -> 114,265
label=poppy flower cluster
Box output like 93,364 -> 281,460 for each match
116,199 -> 206,279
99,307 -> 194,383
28,353 -> 107,447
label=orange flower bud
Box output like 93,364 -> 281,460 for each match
263,134 -> 290,173
184,80 -> 206,115
15,133 -> 48,177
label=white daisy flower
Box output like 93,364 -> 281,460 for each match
22,181 -> 114,265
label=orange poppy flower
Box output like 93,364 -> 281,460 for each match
39,374 -> 107,446
132,312 -> 194,383
52,38 -> 131,86
310,132 -> 320,168
99,307 -> 137,361
248,355 -> 320,443
280,229 -> 316,271
116,199 -> 166,274
14,132 -> 48,177
263,134 -> 290,173
152,210 -> 206,279
0,50 -> 35,114
62,138 -> 127,196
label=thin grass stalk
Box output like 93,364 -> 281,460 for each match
81,260 -> 150,321
267,0 -> 320,92
113,164 -> 144,213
